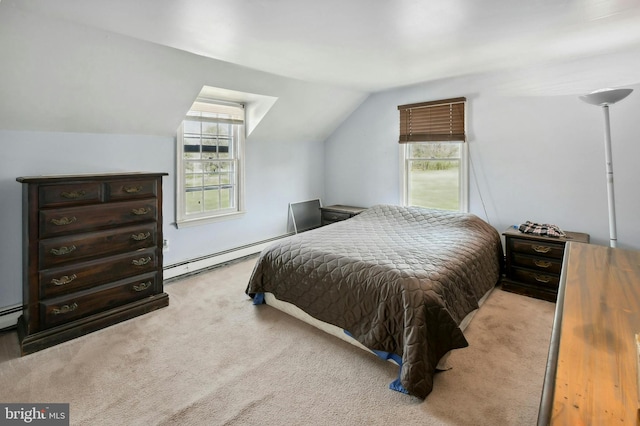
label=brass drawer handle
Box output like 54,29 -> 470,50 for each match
51,274 -> 77,286
131,232 -> 151,241
51,216 -> 77,226
534,274 -> 551,283
50,245 -> 76,256
60,190 -> 86,199
532,245 -> 551,254
52,302 -> 78,315
132,257 -> 152,266
133,281 -> 152,292
534,260 -> 552,268
131,207 -> 151,215
123,185 -> 142,193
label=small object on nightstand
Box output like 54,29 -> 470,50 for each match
320,205 -> 366,226
502,227 -> 589,302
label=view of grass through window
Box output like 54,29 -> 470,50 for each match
407,143 -> 460,211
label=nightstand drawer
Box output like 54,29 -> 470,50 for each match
511,252 -> 562,274
511,267 -> 560,289
321,210 -> 351,222
502,228 -> 590,302
509,238 -> 564,259
320,205 -> 366,226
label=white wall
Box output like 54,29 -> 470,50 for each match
0,129 -> 325,311
325,63 -> 640,250
0,5 -> 365,313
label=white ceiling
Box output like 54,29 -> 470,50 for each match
11,0 -> 640,92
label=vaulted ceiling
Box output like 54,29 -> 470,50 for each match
10,0 -> 640,91
1,0 -> 639,137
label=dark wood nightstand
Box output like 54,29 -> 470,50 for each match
320,205 -> 366,226
502,228 -> 590,302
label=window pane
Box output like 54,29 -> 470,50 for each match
220,173 -> 232,185
183,136 -> 201,160
409,143 -> 460,159
185,189 -> 203,214
202,137 -> 217,160
183,120 -> 201,134
185,162 -> 201,187
220,187 -> 233,209
203,188 -> 220,211
408,160 -> 460,211
218,139 -> 230,159
202,122 -> 219,137
218,123 -> 230,137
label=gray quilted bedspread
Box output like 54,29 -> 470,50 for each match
245,204 -> 503,398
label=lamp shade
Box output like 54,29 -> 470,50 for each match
579,88 -> 633,106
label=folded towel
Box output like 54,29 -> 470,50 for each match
518,221 -> 566,238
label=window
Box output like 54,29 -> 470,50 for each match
398,98 -> 467,212
176,100 -> 245,227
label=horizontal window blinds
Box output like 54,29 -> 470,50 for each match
398,97 -> 466,143
187,101 -> 244,125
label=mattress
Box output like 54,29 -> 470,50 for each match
246,204 -> 503,398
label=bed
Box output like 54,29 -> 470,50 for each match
245,204 -> 503,398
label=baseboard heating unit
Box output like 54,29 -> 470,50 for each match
163,234 -> 291,281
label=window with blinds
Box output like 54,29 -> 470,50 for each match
176,100 -> 245,226
399,97 -> 468,212
398,97 -> 466,143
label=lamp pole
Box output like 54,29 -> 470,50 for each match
579,88 -> 633,248
601,104 -> 617,247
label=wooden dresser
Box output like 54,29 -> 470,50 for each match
320,205 -> 366,226
502,228 -> 590,302
538,242 -> 640,425
16,172 -> 169,355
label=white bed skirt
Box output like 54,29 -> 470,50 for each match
263,286 -> 494,369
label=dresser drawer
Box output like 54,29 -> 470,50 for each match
39,248 -> 158,298
40,272 -> 158,328
108,179 -> 158,200
39,182 -> 103,208
511,267 -> 560,289
39,223 -> 157,268
509,238 -> 565,259
511,252 -> 562,274
39,199 -> 158,238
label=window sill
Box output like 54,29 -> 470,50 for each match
175,210 -> 246,229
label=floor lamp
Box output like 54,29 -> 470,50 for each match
579,88 -> 633,248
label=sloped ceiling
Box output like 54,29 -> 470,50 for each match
0,2 -> 367,139
1,0 -> 640,137
8,0 -> 640,91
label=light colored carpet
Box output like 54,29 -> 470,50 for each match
0,256 -> 555,425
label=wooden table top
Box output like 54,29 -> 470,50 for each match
539,242 -> 640,425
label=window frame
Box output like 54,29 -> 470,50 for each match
398,97 -> 468,213
400,141 -> 468,212
175,101 -> 246,228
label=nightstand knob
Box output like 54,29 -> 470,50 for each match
532,245 -> 551,254
534,274 -> 551,283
